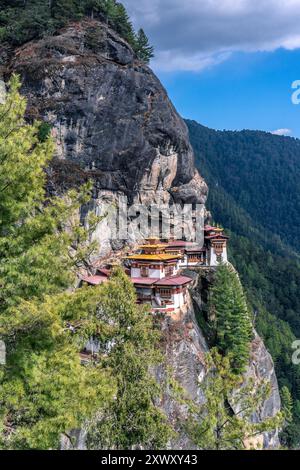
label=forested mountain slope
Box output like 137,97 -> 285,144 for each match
187,121 -> 300,252
186,119 -> 300,446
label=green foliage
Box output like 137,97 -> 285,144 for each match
134,29 -> 154,63
187,118 -> 300,446
186,349 -> 283,450
209,265 -> 252,374
281,400 -> 300,448
0,75 -> 114,449
281,386 -> 293,425
186,120 -> 300,252
0,0 -> 154,63
86,268 -> 173,450
38,121 -> 52,142
0,79 -> 169,450
279,386 -> 300,449
50,0 -> 84,23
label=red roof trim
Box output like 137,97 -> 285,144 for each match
154,275 -> 193,287
131,278 -> 159,286
81,275 -> 108,286
96,268 -> 111,277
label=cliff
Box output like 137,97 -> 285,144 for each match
1,19 -> 281,449
168,304 -> 281,449
1,19 -> 207,254
61,272 -> 281,450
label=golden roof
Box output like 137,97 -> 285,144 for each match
125,254 -> 181,261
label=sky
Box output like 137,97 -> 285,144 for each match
123,0 -> 300,137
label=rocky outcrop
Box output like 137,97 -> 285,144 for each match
62,280 -> 281,451
157,276 -> 281,450
1,19 -> 207,256
242,332 -> 281,449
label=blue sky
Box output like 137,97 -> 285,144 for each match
124,0 -> 300,137
158,49 -> 300,137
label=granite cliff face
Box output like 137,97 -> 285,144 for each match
2,19 -> 208,254
2,19 -> 207,210
1,19 -> 280,449
147,268 -> 280,450
61,274 -> 281,450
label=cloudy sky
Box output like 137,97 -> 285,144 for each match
123,0 -> 300,136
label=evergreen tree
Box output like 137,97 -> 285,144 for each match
134,28 -> 154,63
280,386 -> 295,448
86,268 -> 173,450
114,2 -> 136,44
95,0 -> 116,23
209,264 -> 252,374
0,0 -> 149,54
50,0 -> 84,23
0,76 -> 114,449
281,386 -> 293,425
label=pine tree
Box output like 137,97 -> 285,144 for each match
114,3 -> 136,45
95,0 -> 116,24
0,76 -> 114,449
86,268 -> 173,450
0,0 -> 143,51
281,386 -> 293,424
50,0 -> 83,23
209,265 -> 252,374
134,28 -> 154,64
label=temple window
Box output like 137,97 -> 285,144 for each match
159,289 -> 172,298
141,266 -> 149,277
165,266 -> 174,276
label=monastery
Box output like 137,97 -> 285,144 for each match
81,225 -> 229,314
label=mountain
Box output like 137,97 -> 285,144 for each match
1,18 -> 207,256
186,119 -> 300,447
186,121 -> 300,252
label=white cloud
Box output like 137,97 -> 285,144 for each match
271,128 -> 292,136
123,0 -> 300,71
151,50 -> 231,72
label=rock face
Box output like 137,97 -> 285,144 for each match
157,276 -> 281,450
2,19 -> 207,208
243,332 -> 281,449
61,281 -> 281,451
2,19 -> 208,255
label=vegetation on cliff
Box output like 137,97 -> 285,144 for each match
187,121 -> 300,252
86,268 -> 172,450
0,78 -> 168,449
187,119 -> 300,447
0,76 -> 110,449
208,265 -> 252,374
0,0 -> 154,63
186,349 -> 282,450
